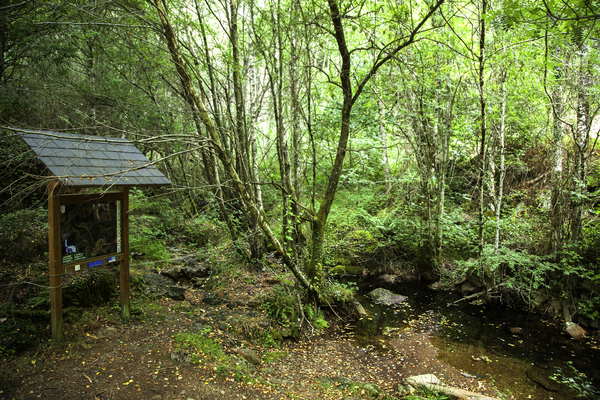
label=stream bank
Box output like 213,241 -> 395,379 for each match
351,279 -> 600,399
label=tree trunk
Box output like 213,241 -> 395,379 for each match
477,0 -> 487,259
378,96 -> 392,193
571,46 -> 590,248
550,67 -> 564,255
495,70 -> 506,255
153,0 -> 320,297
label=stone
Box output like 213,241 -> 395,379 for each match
235,348 -> 260,365
182,265 -> 210,278
377,274 -> 397,285
351,299 -> 369,318
526,369 -> 562,392
578,316 -> 591,328
329,265 -> 347,275
144,272 -> 186,300
170,350 -> 192,364
166,285 -> 186,301
329,265 -> 363,275
367,288 -> 407,306
428,281 -> 442,291
532,293 -> 548,308
161,266 -> 183,281
509,327 -> 524,335
565,322 -> 586,341
549,300 -> 562,318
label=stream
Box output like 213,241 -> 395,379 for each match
351,281 -> 600,399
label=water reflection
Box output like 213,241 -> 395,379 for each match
350,281 -> 600,399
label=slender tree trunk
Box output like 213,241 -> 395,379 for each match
477,0 -> 487,259
571,46 -> 590,247
378,96 -> 392,193
551,68 -> 564,255
434,83 -> 456,266
230,0 -> 251,187
495,70 -> 507,255
153,0 -> 320,298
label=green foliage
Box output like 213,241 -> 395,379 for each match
551,361 -> 600,399
130,190 -> 178,265
130,190 -> 227,266
262,350 -> 287,363
0,317 -> 42,357
578,297 -> 600,321
181,214 -> 226,248
0,208 -> 47,262
0,134 -> 47,212
304,304 -> 328,330
62,268 -> 118,309
261,281 -> 298,326
323,280 -> 358,304
456,245 -> 557,292
173,327 -> 227,364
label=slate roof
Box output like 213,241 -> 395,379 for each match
19,130 -> 172,187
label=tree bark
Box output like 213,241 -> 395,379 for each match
153,0 -> 320,298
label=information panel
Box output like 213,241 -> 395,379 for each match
60,200 -> 121,264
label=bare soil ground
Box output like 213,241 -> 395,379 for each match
0,273 -> 500,400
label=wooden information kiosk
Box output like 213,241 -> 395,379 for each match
19,130 -> 171,341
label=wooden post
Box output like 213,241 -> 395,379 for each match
120,187 -> 131,320
48,180 -> 64,342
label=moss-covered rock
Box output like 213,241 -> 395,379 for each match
348,229 -> 378,253
329,265 -> 363,276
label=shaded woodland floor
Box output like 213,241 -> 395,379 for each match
0,273 -> 502,400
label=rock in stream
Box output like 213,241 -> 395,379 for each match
367,287 -> 407,306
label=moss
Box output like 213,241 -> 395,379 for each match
329,265 -> 347,275
345,265 -> 363,275
334,255 -> 353,266
329,265 -> 363,276
349,229 -> 378,253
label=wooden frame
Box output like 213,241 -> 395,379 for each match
47,182 -> 131,341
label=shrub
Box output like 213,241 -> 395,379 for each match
0,208 -> 47,262
182,214 -> 225,248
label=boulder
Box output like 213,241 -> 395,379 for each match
509,327 -> 524,335
376,274 -> 397,285
182,265 -> 210,278
351,299 -> 369,318
526,369 -> 562,392
234,348 -> 260,365
565,322 -> 586,341
548,300 -> 562,318
144,272 -> 186,301
329,265 -> 363,276
367,288 -> 407,306
161,266 -> 182,281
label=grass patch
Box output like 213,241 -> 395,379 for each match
173,328 -> 227,364
262,350 -> 287,363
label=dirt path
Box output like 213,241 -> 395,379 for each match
1,282 -> 500,400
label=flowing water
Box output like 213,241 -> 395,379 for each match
351,281 -> 600,399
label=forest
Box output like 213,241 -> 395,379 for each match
0,0 -> 600,398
